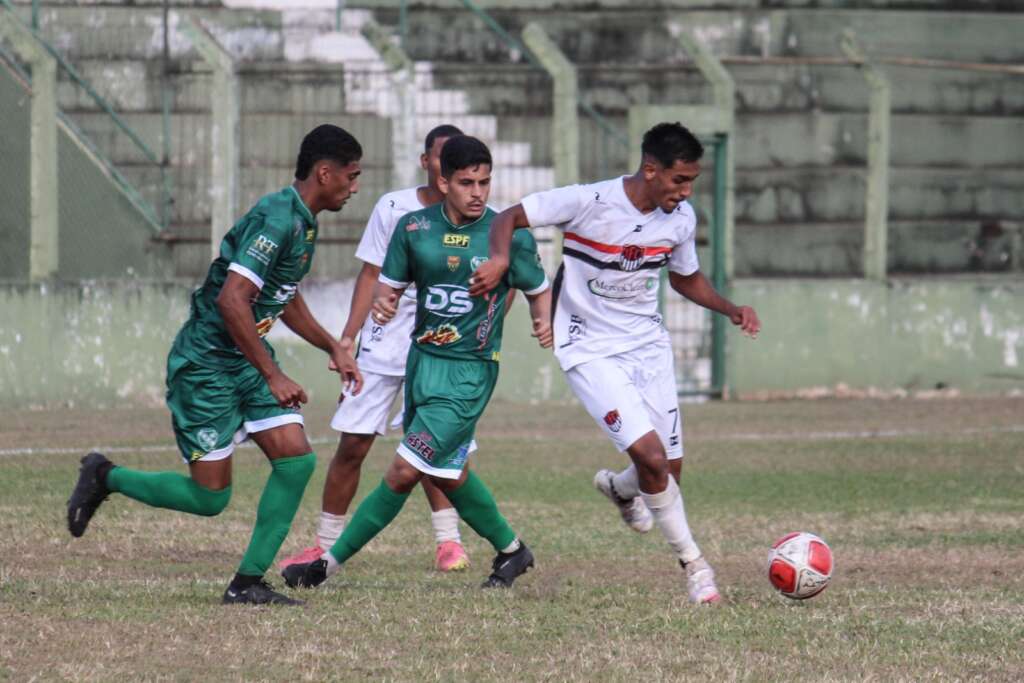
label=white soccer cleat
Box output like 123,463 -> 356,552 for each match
683,556 -> 722,605
593,469 -> 654,533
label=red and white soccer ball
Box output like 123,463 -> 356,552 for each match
767,532 -> 833,600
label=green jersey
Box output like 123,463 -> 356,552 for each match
172,186 -> 318,370
380,203 -> 548,363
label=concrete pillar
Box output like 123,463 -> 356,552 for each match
362,20 -> 418,189
0,10 -> 58,280
180,16 -> 239,259
522,23 -> 579,186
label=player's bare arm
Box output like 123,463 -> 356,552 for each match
340,260 -> 382,346
668,270 -> 761,337
525,288 -> 553,348
280,291 -> 363,395
371,281 -> 406,325
470,203 -> 530,296
217,271 -> 308,407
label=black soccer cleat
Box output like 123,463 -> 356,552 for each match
481,542 -> 535,589
281,558 -> 329,589
222,579 -> 304,606
67,452 -> 112,538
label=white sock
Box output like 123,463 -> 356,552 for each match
430,508 -> 461,545
500,537 -> 521,554
320,550 -> 341,577
640,477 -> 701,564
316,511 -> 347,551
612,464 -> 640,500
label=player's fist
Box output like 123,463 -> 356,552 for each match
371,293 -> 398,325
531,317 -> 553,349
730,305 -> 761,338
329,344 -> 363,396
267,370 -> 308,408
469,256 -> 508,297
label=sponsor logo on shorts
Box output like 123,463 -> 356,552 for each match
471,256 -> 488,270
443,233 -> 470,248
603,410 -> 622,433
406,431 -> 435,462
417,323 -> 461,346
619,245 -> 645,272
587,277 -> 656,300
447,255 -> 461,271
197,428 -> 219,452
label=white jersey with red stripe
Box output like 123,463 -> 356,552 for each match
353,187 -> 424,376
520,176 -> 700,371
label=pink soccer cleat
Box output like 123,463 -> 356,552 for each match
435,540 -> 470,572
278,544 -> 325,570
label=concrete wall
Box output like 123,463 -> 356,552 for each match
2,277 -> 1021,409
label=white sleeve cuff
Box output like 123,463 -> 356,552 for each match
227,262 -> 265,290
378,273 -> 409,289
524,277 -> 550,296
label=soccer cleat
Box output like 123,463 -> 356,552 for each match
281,558 -> 329,589
67,452 -> 112,538
222,579 -> 304,606
278,544 -> 325,570
435,540 -> 470,572
593,469 -> 653,533
682,556 -> 722,605
481,542 -> 534,588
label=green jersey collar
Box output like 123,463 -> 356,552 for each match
288,185 -> 317,227
439,202 -> 490,231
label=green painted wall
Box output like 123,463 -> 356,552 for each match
728,278 -> 1024,395
2,278 -> 1021,409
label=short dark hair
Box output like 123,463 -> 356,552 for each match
294,124 -> 362,180
641,122 -> 704,168
440,135 -> 492,178
424,124 -> 464,154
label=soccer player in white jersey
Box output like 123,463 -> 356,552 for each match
280,125 -> 478,573
469,122 -> 761,604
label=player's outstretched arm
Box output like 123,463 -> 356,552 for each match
217,272 -> 308,407
668,270 -> 761,338
281,291 -> 363,395
525,288 -> 553,349
470,204 -> 531,297
371,281 -> 406,325
340,261 -> 382,345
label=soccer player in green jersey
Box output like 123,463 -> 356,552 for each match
282,135 -> 552,590
67,124 -> 365,606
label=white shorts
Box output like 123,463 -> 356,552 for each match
330,371 -> 405,436
564,341 -> 684,459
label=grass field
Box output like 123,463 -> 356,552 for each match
2,397 -> 1023,681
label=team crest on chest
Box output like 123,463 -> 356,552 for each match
619,245 -> 645,271
447,255 -> 461,271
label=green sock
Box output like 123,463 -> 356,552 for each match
328,480 -> 410,565
237,452 -> 316,577
107,467 -> 231,516
445,470 -> 516,552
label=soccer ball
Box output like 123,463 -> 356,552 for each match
767,532 -> 833,600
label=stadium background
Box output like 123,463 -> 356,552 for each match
1,0 -> 1022,408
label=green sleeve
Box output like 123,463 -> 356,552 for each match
380,216 -> 413,286
507,231 -> 548,294
230,216 -> 292,285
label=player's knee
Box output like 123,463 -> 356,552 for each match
195,484 -> 232,516
384,461 -> 420,494
273,452 -> 317,486
333,438 -> 373,467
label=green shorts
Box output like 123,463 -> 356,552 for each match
398,346 -> 498,479
165,351 -> 302,464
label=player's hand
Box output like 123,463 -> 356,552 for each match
267,370 -> 308,408
730,305 -> 761,338
371,293 -> 398,325
329,344 -> 363,396
328,337 -> 355,372
531,316 -> 553,349
469,257 -> 508,297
